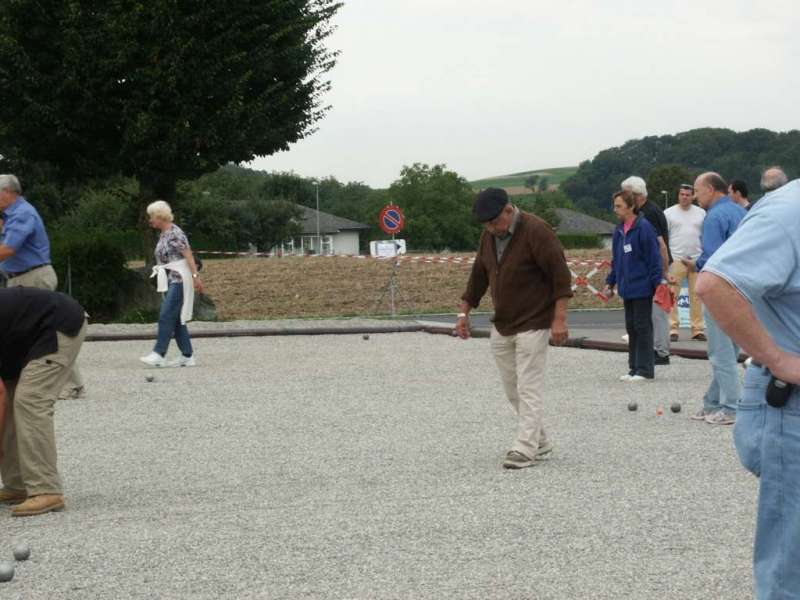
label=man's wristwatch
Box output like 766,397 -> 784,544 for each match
457,312 -> 467,318
192,273 -> 199,279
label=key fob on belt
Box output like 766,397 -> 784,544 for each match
767,376 -> 793,408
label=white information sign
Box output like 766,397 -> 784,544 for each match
369,239 -> 407,258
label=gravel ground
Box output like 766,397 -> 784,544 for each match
0,332 -> 756,599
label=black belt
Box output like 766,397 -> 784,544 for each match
7,263 -> 51,279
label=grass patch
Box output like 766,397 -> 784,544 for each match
470,166 -> 578,190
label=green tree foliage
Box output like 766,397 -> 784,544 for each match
248,165 -> 481,252
173,189 -> 244,251
562,128 -> 800,212
515,190 -> 570,228
386,164 -> 481,251
262,172 -> 317,207
175,167 -> 303,252
0,0 -> 342,234
531,197 -> 559,227
524,175 -> 539,190
4,162 -> 76,226
55,178 -> 140,233
240,198 -> 303,252
537,177 -> 549,192
646,164 -> 691,209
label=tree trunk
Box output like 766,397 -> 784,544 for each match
138,175 -> 177,267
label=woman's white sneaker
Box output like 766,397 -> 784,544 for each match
140,352 -> 166,367
168,355 -> 196,367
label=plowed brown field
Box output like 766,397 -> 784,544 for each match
199,250 -> 618,320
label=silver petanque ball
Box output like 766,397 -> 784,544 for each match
0,561 -> 14,582
12,543 -> 30,561
145,375 -> 155,383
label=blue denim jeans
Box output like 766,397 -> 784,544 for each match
702,306 -> 741,412
154,283 -> 193,357
735,365 -> 800,599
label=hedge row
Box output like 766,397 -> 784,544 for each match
50,232 -> 137,320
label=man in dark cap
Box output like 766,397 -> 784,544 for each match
0,287 -> 87,516
457,187 -> 573,469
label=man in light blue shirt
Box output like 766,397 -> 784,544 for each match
0,174 -> 55,285
694,189 -> 747,273
0,174 -> 84,399
684,172 -> 746,425
697,178 -> 800,600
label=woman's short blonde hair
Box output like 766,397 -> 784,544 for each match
146,200 -> 174,223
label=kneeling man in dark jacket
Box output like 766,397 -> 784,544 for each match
0,287 -> 87,516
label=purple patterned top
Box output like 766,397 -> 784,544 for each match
155,224 -> 190,283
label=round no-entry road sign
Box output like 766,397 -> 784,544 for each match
379,204 -> 405,235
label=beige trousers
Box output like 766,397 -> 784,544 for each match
668,261 -> 705,335
6,264 -> 58,290
490,327 -> 550,459
1,322 -> 87,495
6,265 -> 84,394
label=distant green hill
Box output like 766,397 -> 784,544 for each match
470,166 -> 578,190
562,128 -> 800,213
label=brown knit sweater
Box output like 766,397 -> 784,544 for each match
462,211 -> 573,336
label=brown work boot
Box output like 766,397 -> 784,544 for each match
12,494 -> 65,517
0,488 -> 27,505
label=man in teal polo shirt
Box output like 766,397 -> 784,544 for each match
697,177 -> 800,600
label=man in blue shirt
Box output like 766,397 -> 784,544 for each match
683,172 -> 746,425
0,174 -> 56,288
0,174 -> 85,399
697,178 -> 800,600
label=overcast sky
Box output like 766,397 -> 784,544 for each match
251,0 -> 799,188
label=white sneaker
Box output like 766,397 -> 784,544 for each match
140,352 -> 166,367
168,355 -> 196,368
620,374 -> 632,381
628,375 -> 649,382
704,409 -> 736,425
622,334 -> 629,343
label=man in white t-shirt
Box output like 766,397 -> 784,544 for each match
664,184 -> 706,341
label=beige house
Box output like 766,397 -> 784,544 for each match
278,205 -> 370,256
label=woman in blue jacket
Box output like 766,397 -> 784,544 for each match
604,190 -> 663,381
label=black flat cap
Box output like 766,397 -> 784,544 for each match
474,187 -> 509,222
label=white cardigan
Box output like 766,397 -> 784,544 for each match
150,259 -> 195,325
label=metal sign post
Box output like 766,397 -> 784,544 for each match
371,205 -> 412,317
389,233 -> 397,316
